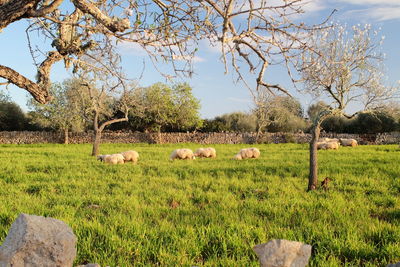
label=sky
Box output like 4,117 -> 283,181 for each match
1,0 -> 399,119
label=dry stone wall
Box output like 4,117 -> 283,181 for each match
0,131 -> 399,144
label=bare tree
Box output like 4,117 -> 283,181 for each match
297,23 -> 398,191
1,0 -> 329,105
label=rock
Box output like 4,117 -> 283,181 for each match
76,264 -> 101,267
0,213 -> 77,267
253,239 -> 312,267
388,263 -> 400,267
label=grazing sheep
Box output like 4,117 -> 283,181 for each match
194,147 -> 217,158
321,138 -> 339,143
340,138 -> 358,147
233,147 -> 260,160
233,153 -> 243,160
316,142 -> 327,150
121,150 -> 139,164
97,154 -> 125,164
170,148 -> 195,160
325,141 -> 339,150
97,154 -> 109,161
317,141 -> 339,150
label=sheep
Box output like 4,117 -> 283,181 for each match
233,147 -> 260,160
98,153 -> 125,164
321,137 -> 339,143
170,148 -> 195,160
317,141 -> 339,150
340,138 -> 358,147
194,147 -> 217,158
325,141 -> 339,150
121,150 -> 139,164
233,153 -> 243,160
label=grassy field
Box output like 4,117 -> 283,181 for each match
0,143 -> 399,266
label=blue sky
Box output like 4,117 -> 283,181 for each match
1,0 -> 399,119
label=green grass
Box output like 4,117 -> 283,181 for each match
0,143 -> 399,266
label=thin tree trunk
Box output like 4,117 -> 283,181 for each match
157,127 -> 162,144
64,128 -> 69,144
308,123 -> 320,191
92,130 -> 101,156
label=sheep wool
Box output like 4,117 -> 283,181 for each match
103,154 -> 125,164
325,141 -> 339,150
321,138 -> 339,143
121,150 -> 139,163
235,147 -> 260,159
170,148 -> 195,160
194,147 -> 217,158
317,142 -> 327,150
340,138 -> 358,147
233,153 -> 242,160
317,141 -> 339,150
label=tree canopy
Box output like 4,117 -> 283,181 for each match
128,82 -> 202,132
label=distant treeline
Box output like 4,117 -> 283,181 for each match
1,94 -> 400,134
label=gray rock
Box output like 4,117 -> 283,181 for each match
0,213 -> 77,267
388,263 -> 400,267
253,239 -> 312,267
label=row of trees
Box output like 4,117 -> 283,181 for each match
2,90 -> 400,135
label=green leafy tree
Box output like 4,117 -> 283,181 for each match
253,94 -> 306,134
170,83 -> 202,131
206,112 -> 257,132
129,83 -> 202,134
0,99 -> 28,131
28,82 -> 85,143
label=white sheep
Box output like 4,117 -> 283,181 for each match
340,138 -> 358,147
121,150 -> 139,164
317,141 -> 339,150
170,148 -> 195,160
97,154 -> 125,164
194,147 -> 217,158
233,147 -> 260,160
321,137 -> 339,143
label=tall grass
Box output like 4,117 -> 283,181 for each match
0,143 -> 399,266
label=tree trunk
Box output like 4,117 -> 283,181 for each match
63,128 -> 69,144
92,130 -> 101,156
308,123 -> 320,191
157,128 -> 162,144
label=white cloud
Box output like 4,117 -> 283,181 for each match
335,0 -> 400,21
348,6 -> 400,21
300,0 -> 327,13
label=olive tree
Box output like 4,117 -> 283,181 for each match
28,82 -> 85,143
253,92 -> 305,137
129,82 -> 202,136
298,24 -> 398,191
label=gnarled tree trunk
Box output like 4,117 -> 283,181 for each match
308,123 -> 321,191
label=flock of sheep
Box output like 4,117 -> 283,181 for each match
97,147 -> 261,164
317,138 -> 358,150
97,139 -> 357,165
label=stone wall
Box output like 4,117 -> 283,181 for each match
0,131 -> 399,144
